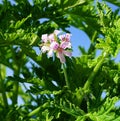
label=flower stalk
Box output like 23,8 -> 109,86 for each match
62,63 -> 70,88
40,30 -> 72,89
12,60 -> 20,106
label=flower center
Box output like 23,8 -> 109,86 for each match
57,47 -> 63,53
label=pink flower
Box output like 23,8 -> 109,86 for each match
48,30 -> 61,42
41,45 -> 50,53
56,47 -> 72,63
50,41 -> 59,50
59,33 -> 71,42
60,41 -> 71,49
41,34 -> 48,43
40,30 -> 72,63
54,30 -> 61,35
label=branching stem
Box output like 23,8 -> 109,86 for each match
83,54 -> 105,91
78,52 -> 107,106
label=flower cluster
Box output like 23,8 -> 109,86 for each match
40,30 -> 72,63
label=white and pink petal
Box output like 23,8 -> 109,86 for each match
48,49 -> 54,57
60,41 -> 72,49
54,30 -> 61,35
63,50 -> 72,57
41,34 -> 48,42
41,46 -> 50,53
57,52 -> 66,63
50,41 -> 59,50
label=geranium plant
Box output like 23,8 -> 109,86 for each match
0,0 -> 120,121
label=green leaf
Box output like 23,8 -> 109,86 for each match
11,14 -> 32,29
62,0 -> 86,10
76,116 -> 86,121
41,109 -> 54,121
55,98 -> 85,117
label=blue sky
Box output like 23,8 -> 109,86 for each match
68,26 -> 90,56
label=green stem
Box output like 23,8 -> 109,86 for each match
83,54 -> 106,91
91,31 -> 97,42
12,81 -> 19,105
78,52 -> 107,106
27,106 -> 41,117
12,65 -> 19,106
62,63 -> 70,89
1,87 -> 8,108
27,102 -> 49,118
0,64 -> 8,108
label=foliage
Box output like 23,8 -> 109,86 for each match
0,0 -> 120,121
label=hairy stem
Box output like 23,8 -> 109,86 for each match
12,65 -> 19,106
27,102 -> 49,118
27,107 -> 41,117
12,81 -> 19,105
78,52 -> 107,106
62,63 -> 70,89
83,53 -> 106,91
